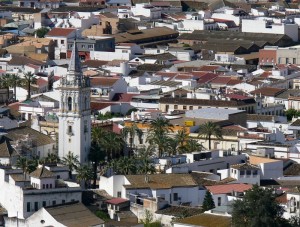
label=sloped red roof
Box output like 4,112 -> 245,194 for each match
106,198 -> 128,205
90,102 -> 114,111
206,183 -> 252,194
37,78 -> 48,88
197,73 -> 219,84
226,94 -> 251,100
90,77 -> 120,87
46,28 -> 76,37
198,65 -> 221,72
111,93 -> 138,102
210,76 -> 233,85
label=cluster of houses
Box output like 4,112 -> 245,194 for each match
1,0 -> 300,226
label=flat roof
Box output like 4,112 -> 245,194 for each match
185,107 -> 245,120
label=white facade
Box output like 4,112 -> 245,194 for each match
57,42 -> 91,163
131,4 -> 161,19
242,19 -> 299,42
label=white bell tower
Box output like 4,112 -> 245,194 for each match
57,41 -> 91,163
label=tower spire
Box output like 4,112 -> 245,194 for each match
68,39 -> 82,73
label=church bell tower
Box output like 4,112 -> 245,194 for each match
57,41 -> 91,163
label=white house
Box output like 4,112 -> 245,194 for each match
242,18 -> 298,42
99,174 -> 207,207
131,4 -> 162,19
26,202 -> 104,227
0,165 -> 82,227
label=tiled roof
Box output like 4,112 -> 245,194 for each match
175,213 -> 231,227
231,163 -> 260,170
111,93 -> 138,102
125,174 -> 198,189
198,65 -> 221,72
83,60 -> 109,68
9,55 -> 44,66
6,126 -> 55,147
106,198 -> 128,205
10,173 -> 28,182
90,77 -> 120,87
276,193 -> 287,204
284,163 -> 300,176
45,202 -> 104,226
90,102 -> 114,111
247,114 -> 274,122
0,136 -> 16,158
46,28 -> 76,37
30,165 -> 55,179
250,87 -> 286,97
290,119 -> 300,127
206,183 -> 252,194
249,156 -> 280,165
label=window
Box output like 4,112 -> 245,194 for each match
81,45 -> 85,48
61,40 -> 64,44
246,170 -> 251,176
253,170 -> 258,176
174,105 -> 178,109
189,106 -> 193,110
240,170 -> 245,176
46,184 -> 49,189
117,191 -> 121,197
62,200 -> 65,204
42,201 -> 46,207
50,184 -> 52,189
183,106 -> 187,110
218,197 -> 221,206
68,97 -> 72,111
34,202 -> 38,211
88,44 -> 93,49
68,125 -> 72,135
293,58 -> 296,64
43,184 -> 45,189
27,202 -> 30,212
52,201 -> 56,206
122,50 -> 128,53
173,193 -> 178,201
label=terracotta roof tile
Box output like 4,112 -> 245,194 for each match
30,165 -> 55,178
206,183 -> 252,194
46,28 -> 76,37
90,77 -> 120,87
249,156 -> 281,165
106,198 -> 128,205
250,87 -> 286,97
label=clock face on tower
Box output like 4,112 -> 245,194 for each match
57,41 -> 91,164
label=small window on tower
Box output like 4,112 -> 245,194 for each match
68,97 -> 72,111
68,126 -> 72,135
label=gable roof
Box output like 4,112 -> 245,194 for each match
250,87 -> 286,97
8,55 -> 44,66
5,126 -> 55,147
206,183 -> 252,194
124,174 -> 198,189
46,28 -> 76,37
45,202 -> 104,227
30,165 -> 55,179
0,136 -> 16,158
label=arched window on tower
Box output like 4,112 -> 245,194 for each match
68,97 -> 72,111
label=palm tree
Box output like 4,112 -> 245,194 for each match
44,153 -> 60,164
0,74 -> 12,102
88,142 -> 106,188
117,157 -> 136,175
121,123 -> 143,156
185,139 -> 203,153
147,118 -> 173,157
166,137 -> 179,156
175,129 -> 189,154
16,156 -> 28,173
61,151 -> 79,179
9,74 -> 21,101
136,157 -> 156,174
105,131 -> 124,159
76,165 -> 93,189
198,121 -> 223,150
22,71 -> 37,100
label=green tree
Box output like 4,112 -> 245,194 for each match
198,121 -> 222,150
44,153 -> 60,164
202,190 -> 215,211
116,156 -> 136,175
22,71 -> 37,100
147,118 -> 173,157
76,164 -> 93,189
232,184 -> 285,227
61,151 -> 79,179
0,74 -> 12,102
285,108 -> 300,121
175,129 -> 189,154
35,27 -> 50,38
9,74 -> 21,101
121,123 -> 143,156
88,142 -> 105,188
185,139 -> 203,153
105,131 -> 124,159
16,156 -> 28,173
